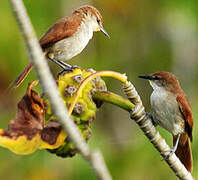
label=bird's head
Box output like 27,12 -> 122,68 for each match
74,5 -> 110,38
139,71 -> 181,93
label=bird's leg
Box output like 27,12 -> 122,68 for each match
59,61 -> 80,69
47,57 -> 81,76
48,57 -> 72,70
57,61 -> 81,76
47,57 -> 78,75
162,134 -> 180,160
56,61 -> 73,76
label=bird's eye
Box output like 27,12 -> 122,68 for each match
97,18 -> 100,24
153,76 -> 161,80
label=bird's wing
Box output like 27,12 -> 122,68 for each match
39,14 -> 82,49
176,94 -> 193,141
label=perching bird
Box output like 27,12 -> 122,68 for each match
139,71 -> 193,172
13,5 -> 109,88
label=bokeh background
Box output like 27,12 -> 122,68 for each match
0,0 -> 198,179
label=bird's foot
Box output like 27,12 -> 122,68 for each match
58,65 -> 80,76
161,145 -> 178,161
145,112 -> 158,127
161,134 -> 180,161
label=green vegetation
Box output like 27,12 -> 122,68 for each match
0,0 -> 198,179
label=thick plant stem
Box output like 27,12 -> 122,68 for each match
9,0 -> 112,179
93,91 -> 134,112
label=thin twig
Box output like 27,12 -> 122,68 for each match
9,0 -> 112,179
123,81 -> 194,180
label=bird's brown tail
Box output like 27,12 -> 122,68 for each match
173,133 -> 193,172
12,62 -> 33,88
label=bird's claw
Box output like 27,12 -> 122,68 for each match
161,148 -> 176,161
145,112 -> 158,126
58,65 -> 80,76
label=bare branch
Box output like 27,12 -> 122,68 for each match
123,81 -> 194,180
9,0 -> 111,179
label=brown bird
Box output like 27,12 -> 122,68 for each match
13,5 -> 109,88
139,71 -> 193,172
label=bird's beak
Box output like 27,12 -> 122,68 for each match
138,75 -> 154,80
99,25 -> 110,38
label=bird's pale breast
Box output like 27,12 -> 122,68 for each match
47,20 -> 94,61
150,88 -> 185,136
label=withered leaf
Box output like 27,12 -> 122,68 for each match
2,81 -> 45,140
0,81 -> 66,155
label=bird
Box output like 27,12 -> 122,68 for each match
139,71 -> 193,172
13,5 -> 110,88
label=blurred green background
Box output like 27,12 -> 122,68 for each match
0,0 -> 198,179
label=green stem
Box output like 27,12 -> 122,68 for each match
93,91 -> 134,112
